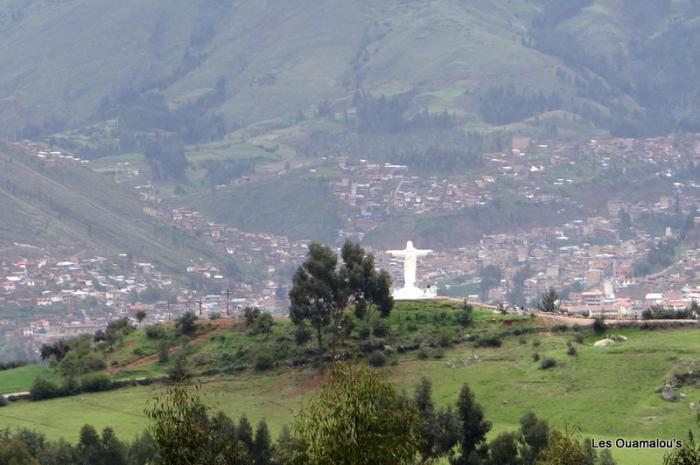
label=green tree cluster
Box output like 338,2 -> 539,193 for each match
289,240 -> 394,365
146,384 -> 274,465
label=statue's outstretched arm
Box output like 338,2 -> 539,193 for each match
388,251 -> 407,257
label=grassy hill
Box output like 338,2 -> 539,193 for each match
0,143 -> 240,278
0,301 -> 697,465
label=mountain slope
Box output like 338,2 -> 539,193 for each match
0,0 -> 576,137
0,143 -> 236,277
171,173 -> 341,243
1,0 -> 699,141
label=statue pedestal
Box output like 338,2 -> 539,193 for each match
392,285 -> 437,300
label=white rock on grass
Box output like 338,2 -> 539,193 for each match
594,338 -> 615,347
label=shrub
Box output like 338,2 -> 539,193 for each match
30,377 -> 62,400
372,319 -> 390,338
368,351 -> 387,367
358,326 -> 371,340
438,331 -> 452,348
168,352 -> 190,381
60,377 -> 80,396
552,324 -> 569,333
0,360 -> 29,371
341,315 -> 356,338
397,343 -> 420,353
432,349 -> 445,359
251,312 -> 274,336
592,318 -> 607,335
0,397 -> 8,407
136,377 -> 157,386
254,352 -> 274,371
146,323 -> 167,339
566,343 -> 577,357
192,352 -> 212,367
132,347 -> 146,357
209,312 -> 222,320
407,323 -> 419,332
158,341 -> 170,364
572,333 -> 584,344
86,355 -> 107,371
176,312 -> 198,335
456,303 -> 474,327
417,348 -> 430,360
519,336 -> 528,345
80,373 -> 113,392
361,340 -> 384,354
244,306 -> 262,326
540,358 -> 557,370
474,334 -> 502,348
199,368 -> 222,377
295,326 -> 312,346
513,327 -> 533,336
532,353 -> 540,362
532,339 -> 541,347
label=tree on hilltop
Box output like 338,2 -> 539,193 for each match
289,240 -> 394,365
176,311 -> 198,335
289,242 -> 346,365
341,240 -> 394,342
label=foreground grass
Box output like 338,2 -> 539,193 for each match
0,326 -> 696,465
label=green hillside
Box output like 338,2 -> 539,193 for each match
171,173 -> 342,242
3,0 -> 700,144
0,143 -> 238,278
0,301 -> 697,465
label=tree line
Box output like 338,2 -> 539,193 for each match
300,130 -> 510,174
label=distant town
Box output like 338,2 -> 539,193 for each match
4,133 -> 700,358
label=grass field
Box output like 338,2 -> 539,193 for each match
0,365 -> 57,394
0,325 -> 696,465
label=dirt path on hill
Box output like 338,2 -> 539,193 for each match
534,313 -> 594,327
107,318 -> 242,374
441,297 -> 596,328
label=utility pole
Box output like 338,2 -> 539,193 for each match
224,289 -> 231,317
198,298 -> 203,317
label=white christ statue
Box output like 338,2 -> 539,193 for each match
387,241 -> 437,300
